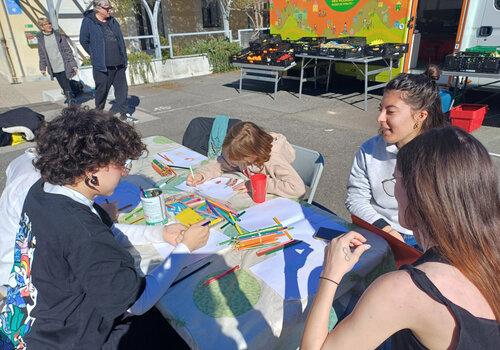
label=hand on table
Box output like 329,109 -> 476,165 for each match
321,231 -> 371,283
186,173 -> 205,187
382,225 -> 404,242
163,223 -> 187,246
179,220 -> 210,251
40,70 -> 47,76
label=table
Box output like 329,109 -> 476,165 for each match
232,62 -> 297,99
441,70 -> 500,101
125,136 -> 393,349
295,54 -> 395,111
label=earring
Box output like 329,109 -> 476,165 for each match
90,176 -> 99,186
413,122 -> 419,130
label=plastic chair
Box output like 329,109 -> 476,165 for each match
291,144 -> 324,204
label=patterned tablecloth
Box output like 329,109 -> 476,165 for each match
123,136 -> 395,350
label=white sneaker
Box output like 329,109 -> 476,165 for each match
120,113 -> 138,124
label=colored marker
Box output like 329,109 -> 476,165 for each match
256,240 -> 302,257
203,265 -> 240,286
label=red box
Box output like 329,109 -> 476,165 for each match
450,104 -> 488,133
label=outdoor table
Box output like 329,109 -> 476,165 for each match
232,62 -> 297,99
123,135 -> 394,349
295,54 -> 395,111
441,70 -> 500,101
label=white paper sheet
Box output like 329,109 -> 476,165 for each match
249,219 -> 325,300
160,146 -> 207,168
176,177 -> 243,201
236,198 -> 306,232
153,228 -> 230,265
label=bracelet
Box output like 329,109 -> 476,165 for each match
319,276 -> 339,286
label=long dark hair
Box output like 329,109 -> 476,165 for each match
385,73 -> 446,131
35,106 -> 146,185
397,126 -> 500,321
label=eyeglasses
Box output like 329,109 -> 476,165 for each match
100,6 -> 113,11
382,177 -> 396,197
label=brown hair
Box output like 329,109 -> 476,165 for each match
223,122 -> 274,166
385,73 -> 446,132
424,64 -> 441,81
398,126 -> 500,321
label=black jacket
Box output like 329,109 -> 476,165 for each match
79,10 -> 127,72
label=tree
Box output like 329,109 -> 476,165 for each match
233,0 -> 268,31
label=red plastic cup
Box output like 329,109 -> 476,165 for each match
250,174 -> 267,203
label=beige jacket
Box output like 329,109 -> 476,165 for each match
196,132 -> 306,198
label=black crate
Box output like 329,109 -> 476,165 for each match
443,54 -> 461,71
297,37 -> 326,44
365,44 -> 386,57
459,55 -> 481,72
478,57 -> 500,73
331,36 -> 367,46
292,43 -> 321,55
383,43 -> 408,57
321,46 -> 364,58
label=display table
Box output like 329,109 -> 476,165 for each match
232,62 -> 297,99
295,54 -> 395,111
125,135 -> 394,349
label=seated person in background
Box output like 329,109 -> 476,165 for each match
425,64 -> 453,113
345,73 -> 446,246
187,121 -> 306,199
0,107 -> 209,349
302,126 -> 500,350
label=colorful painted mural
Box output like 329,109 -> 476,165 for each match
270,0 -> 413,80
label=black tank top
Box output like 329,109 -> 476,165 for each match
391,248 -> 499,350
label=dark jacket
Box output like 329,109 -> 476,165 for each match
37,30 -> 77,79
79,10 -> 127,72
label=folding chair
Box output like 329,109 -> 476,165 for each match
291,144 -> 324,204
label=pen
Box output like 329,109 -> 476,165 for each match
170,261 -> 211,288
125,207 -> 143,220
203,265 -> 240,286
189,166 -> 195,179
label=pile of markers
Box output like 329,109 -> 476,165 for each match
219,215 -> 299,256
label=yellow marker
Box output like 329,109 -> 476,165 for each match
209,217 -> 223,226
273,216 -> 293,240
229,212 -> 244,235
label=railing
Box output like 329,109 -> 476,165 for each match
167,30 -> 228,58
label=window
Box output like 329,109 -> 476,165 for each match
202,0 -> 221,28
495,0 -> 500,10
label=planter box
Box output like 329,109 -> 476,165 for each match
78,55 -> 212,88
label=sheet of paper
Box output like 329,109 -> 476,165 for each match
237,198 -> 305,232
176,177 -> 243,201
153,228 -> 230,265
250,218 -> 327,300
159,146 -> 207,168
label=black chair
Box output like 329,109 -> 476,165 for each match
182,116 -> 241,156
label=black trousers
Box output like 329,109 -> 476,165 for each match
53,71 -> 72,98
93,66 -> 128,114
104,307 -> 189,350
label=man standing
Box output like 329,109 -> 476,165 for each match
79,0 -> 136,122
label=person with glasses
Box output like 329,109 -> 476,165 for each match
80,0 -> 137,123
0,107 -> 208,349
36,17 -> 78,104
302,126 -> 499,349
345,73 -> 446,246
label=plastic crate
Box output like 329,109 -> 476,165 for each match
450,104 -> 488,133
332,36 -> 367,46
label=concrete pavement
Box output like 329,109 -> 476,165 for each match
1,71 -> 499,220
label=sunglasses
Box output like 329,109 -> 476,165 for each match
100,6 -> 113,11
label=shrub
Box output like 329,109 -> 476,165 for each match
177,37 -> 241,73
128,51 -> 154,85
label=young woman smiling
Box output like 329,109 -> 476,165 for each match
345,73 -> 446,246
